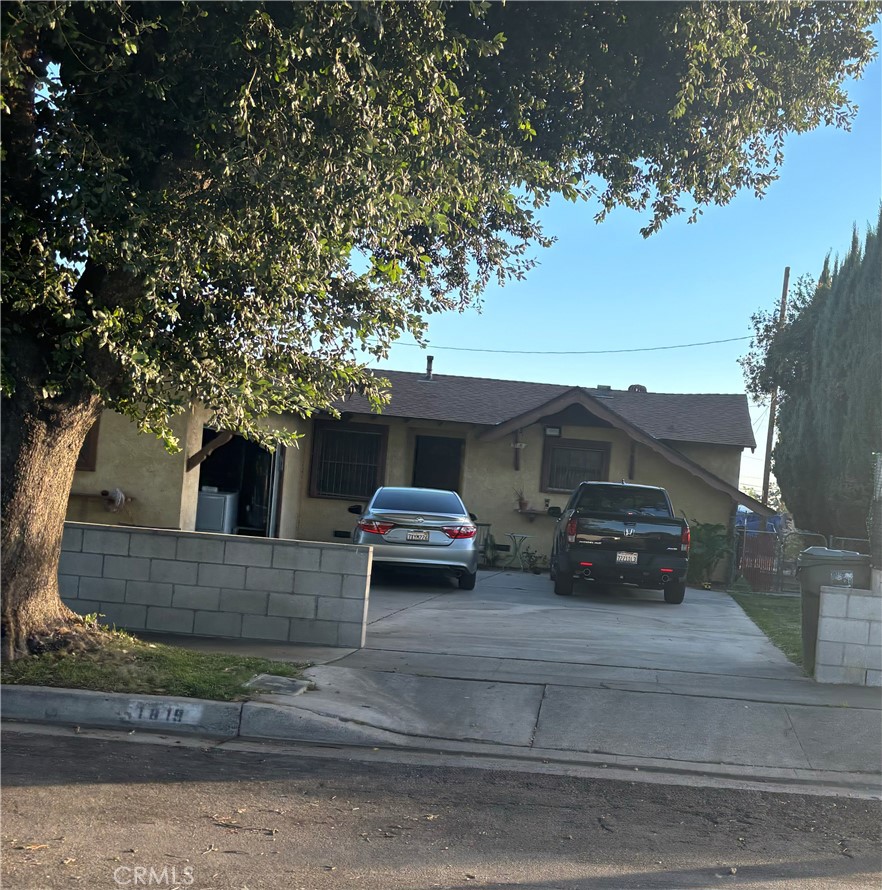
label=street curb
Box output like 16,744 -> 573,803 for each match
4,684 -> 881,799
1,685 -> 242,738
240,700 -> 409,746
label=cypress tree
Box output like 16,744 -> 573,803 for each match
772,210 -> 882,537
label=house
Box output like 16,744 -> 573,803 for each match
66,363 -> 773,563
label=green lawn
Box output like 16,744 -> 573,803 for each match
1,627 -> 304,701
730,591 -> 803,670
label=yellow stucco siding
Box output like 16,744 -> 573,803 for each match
669,442 -> 743,488
74,409 -> 743,576
631,444 -> 733,527
67,408 -> 205,530
289,417 -> 740,563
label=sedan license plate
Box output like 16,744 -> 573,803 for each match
406,530 -> 430,542
616,551 -> 638,564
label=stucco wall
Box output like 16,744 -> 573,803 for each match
670,442 -> 743,489
631,445 -> 734,528
77,408 -> 744,570
292,416 -> 739,563
67,408 -> 206,531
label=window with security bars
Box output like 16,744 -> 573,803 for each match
541,438 -> 610,492
310,422 -> 387,499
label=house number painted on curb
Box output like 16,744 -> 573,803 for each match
126,701 -> 204,725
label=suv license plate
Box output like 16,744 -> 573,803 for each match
406,531 -> 430,542
616,551 -> 638,564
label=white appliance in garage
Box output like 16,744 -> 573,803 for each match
195,488 -> 239,535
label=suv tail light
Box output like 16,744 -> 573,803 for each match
681,525 -> 691,553
442,524 -> 477,539
358,519 -> 395,535
566,517 -> 578,543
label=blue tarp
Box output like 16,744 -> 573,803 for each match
735,507 -> 783,534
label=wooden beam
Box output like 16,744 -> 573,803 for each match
186,430 -> 233,472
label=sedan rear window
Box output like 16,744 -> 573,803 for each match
372,489 -> 465,514
574,486 -> 671,517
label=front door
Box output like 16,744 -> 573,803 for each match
412,435 -> 464,492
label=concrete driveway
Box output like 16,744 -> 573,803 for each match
348,568 -> 803,683
281,569 -> 880,789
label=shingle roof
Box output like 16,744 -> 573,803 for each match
339,369 -> 756,449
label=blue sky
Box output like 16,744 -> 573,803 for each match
365,52 -> 882,492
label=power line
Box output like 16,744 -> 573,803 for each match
376,336 -> 751,356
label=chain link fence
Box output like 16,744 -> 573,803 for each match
732,526 -> 874,593
733,454 -> 879,589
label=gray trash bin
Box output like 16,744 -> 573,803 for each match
796,547 -> 872,674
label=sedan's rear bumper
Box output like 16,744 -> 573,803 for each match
355,538 -> 479,574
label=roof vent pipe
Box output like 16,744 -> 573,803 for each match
426,355 -> 434,380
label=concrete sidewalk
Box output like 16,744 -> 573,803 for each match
247,662 -> 881,775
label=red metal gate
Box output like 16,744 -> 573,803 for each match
738,529 -> 778,592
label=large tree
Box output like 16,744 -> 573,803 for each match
2,0 -> 879,657
742,211 -> 882,537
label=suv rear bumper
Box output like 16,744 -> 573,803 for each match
558,550 -> 687,589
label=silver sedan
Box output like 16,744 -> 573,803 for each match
349,487 -> 479,590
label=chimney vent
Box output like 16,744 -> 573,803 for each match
628,384 -> 648,393
426,355 -> 434,380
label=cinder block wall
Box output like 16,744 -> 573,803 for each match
815,584 -> 882,686
59,522 -> 371,648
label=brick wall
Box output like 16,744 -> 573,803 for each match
59,522 -> 371,648
815,579 -> 882,687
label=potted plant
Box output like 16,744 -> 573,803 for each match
521,545 -> 548,574
514,487 -> 529,511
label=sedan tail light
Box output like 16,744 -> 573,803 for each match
358,519 -> 395,535
442,524 -> 477,539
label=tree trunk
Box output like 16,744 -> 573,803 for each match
1,388 -> 102,660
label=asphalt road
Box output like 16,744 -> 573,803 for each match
3,729 -> 880,890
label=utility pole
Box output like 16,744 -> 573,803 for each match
762,266 -> 790,506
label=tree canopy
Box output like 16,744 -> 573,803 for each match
741,210 -> 882,538
2,1 -> 881,654
3,0 -> 880,449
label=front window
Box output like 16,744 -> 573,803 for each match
310,422 -> 387,499
541,438 -> 610,492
